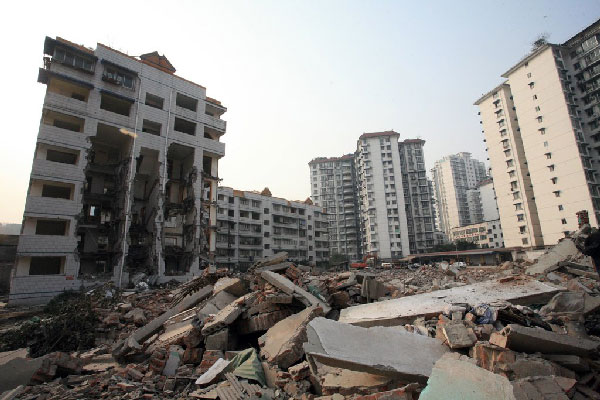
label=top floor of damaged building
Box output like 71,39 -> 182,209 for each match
10,36 -> 227,305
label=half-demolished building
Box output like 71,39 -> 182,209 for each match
10,37 -> 226,304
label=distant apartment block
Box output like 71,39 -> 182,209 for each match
450,219 -> 504,248
11,37 -> 227,304
475,19 -> 600,247
311,131 -> 437,260
215,187 -> 329,270
309,155 -> 361,261
431,152 -> 487,236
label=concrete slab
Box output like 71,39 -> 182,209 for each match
259,305 -> 323,369
526,239 -> 579,275
303,317 -> 448,383
195,358 -> 230,385
420,353 -> 516,400
339,278 -> 561,327
0,355 -> 44,393
261,271 -> 331,314
490,324 -> 600,356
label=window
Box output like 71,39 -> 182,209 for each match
554,190 -> 561,197
102,66 -> 134,89
561,218 -> 567,225
174,117 -> 196,135
506,159 -> 514,168
517,214 -> 524,221
519,226 -> 526,234
53,48 -> 94,73
529,82 -> 535,89
142,119 -> 161,136
100,93 -> 132,116
537,116 -> 543,123
548,164 -> 555,172
29,256 -> 62,275
515,203 -> 523,211
42,184 -> 71,199
145,93 -> 164,109
527,72 -> 532,78
543,141 -> 548,147
46,149 -> 77,165
545,152 -> 552,159
535,106 -> 541,112
36,220 -> 68,235
522,238 -> 529,245
551,177 -> 558,184
558,205 -> 564,211
176,93 -> 198,112
533,94 -> 538,100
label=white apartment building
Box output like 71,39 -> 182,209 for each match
309,155 -> 361,261
11,37 -> 227,304
398,139 -> 437,253
355,131 -> 411,260
431,153 -> 487,236
450,220 -> 504,249
215,187 -> 329,270
476,19 -> 600,247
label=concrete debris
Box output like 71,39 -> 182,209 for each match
259,305 -> 323,369
339,277 -> 561,327
490,324 -> 600,356
420,353 -> 516,400
304,317 -> 448,382
4,228 -> 600,399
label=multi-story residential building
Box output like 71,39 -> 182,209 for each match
450,220 -> 504,248
397,139 -> 437,253
475,19 -> 600,247
11,37 -> 227,304
475,83 -> 543,248
355,131 -> 411,260
308,155 -> 361,261
215,187 -> 329,270
431,152 -> 487,236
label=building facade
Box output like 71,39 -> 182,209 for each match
215,187 -> 329,270
355,131 -> 411,260
475,19 -> 600,247
479,178 -> 501,222
431,152 -> 487,236
11,37 -> 227,304
450,220 -> 504,249
397,139 -> 437,254
308,155 -> 361,261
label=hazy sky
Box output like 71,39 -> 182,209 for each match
0,1 -> 598,223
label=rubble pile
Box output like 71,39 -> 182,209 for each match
3,228 -> 600,399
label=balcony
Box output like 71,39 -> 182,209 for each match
201,113 -> 227,132
38,124 -> 89,149
25,196 -> 81,217
17,235 -> 77,254
44,92 -> 88,115
31,159 -> 85,182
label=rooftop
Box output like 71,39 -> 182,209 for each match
309,154 -> 354,165
359,130 -> 400,140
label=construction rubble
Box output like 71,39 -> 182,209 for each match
4,228 -> 600,399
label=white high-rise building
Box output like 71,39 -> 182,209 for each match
475,19 -> 600,247
431,152 -> 487,236
355,131 -> 411,260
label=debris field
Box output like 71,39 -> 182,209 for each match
2,228 -> 600,399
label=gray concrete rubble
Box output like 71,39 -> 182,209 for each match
339,277 -> 561,327
490,324 -> 600,356
526,228 -> 592,275
261,270 -> 331,314
304,317 -> 448,383
420,353 -> 516,400
6,225 -> 600,399
259,305 -> 323,369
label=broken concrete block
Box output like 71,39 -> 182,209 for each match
0,351 -> 44,393
252,252 -> 288,270
261,271 -> 331,314
259,305 -> 323,369
339,278 -> 561,327
124,308 -> 147,326
511,376 -> 574,399
526,238 -> 580,275
542,354 -> 589,373
195,358 -> 230,385
420,353 -> 517,400
211,290 -> 239,310
441,322 -> 477,349
112,285 -> 213,358
162,346 -> 183,376
304,317 -> 448,383
205,329 -> 229,350
471,342 -> 517,374
539,292 -> 584,317
490,324 -> 600,356
202,293 -> 255,336
317,365 -> 393,396
213,277 -> 247,297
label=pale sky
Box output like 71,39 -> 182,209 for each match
0,1 -> 598,223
